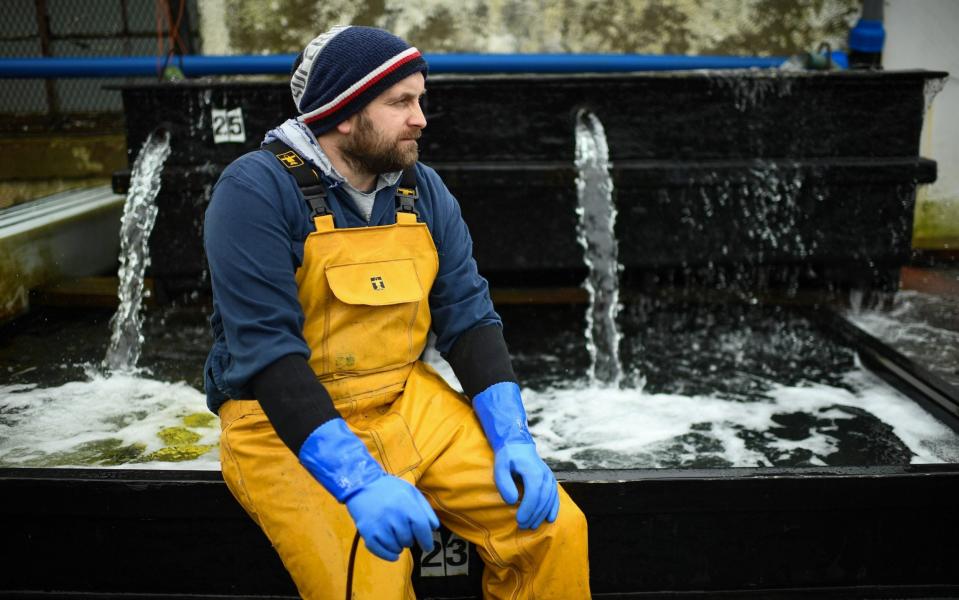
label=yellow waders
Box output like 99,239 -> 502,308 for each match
219,209 -> 590,599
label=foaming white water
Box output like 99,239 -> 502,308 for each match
425,348 -> 959,468
5,345 -> 955,470
0,369 -> 218,469
521,368 -> 959,468
847,290 -> 959,389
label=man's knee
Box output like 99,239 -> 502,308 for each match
549,492 -> 588,544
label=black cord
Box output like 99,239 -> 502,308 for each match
345,530 -> 360,600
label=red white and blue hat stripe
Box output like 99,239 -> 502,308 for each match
291,26 -> 428,135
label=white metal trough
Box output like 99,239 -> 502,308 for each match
0,185 -> 123,320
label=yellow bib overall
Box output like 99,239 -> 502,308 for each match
218,208 -> 590,599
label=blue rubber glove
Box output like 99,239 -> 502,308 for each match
473,382 -> 560,530
298,418 -> 439,561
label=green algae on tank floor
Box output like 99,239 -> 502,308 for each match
5,438 -> 147,468
150,424 -> 215,462
143,443 -> 215,463
0,415 -> 216,468
157,426 -> 202,446
182,412 -> 216,428
0,366 -> 217,469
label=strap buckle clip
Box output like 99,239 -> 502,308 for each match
302,185 -> 333,218
395,186 -> 419,216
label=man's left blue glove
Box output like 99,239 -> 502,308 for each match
473,381 -> 560,530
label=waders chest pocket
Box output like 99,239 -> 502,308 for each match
326,258 -> 424,305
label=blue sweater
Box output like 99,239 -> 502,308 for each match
203,149 -> 500,413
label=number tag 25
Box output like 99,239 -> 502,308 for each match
419,529 -> 470,577
211,107 -> 246,144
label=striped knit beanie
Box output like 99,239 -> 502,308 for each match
291,26 -> 428,135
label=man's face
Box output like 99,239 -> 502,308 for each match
340,72 -> 427,176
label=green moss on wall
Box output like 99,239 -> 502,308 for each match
220,0 -> 860,56
914,197 -> 959,249
0,133 -> 125,208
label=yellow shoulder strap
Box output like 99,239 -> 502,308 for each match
313,214 -> 335,233
396,212 -> 417,225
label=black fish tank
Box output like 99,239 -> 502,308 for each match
3,70 -> 959,599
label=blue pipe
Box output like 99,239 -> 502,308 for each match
0,55 -> 294,78
0,53 -> 786,78
425,53 -> 786,73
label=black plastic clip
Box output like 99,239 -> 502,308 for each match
302,185 -> 333,217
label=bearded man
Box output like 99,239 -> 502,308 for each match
203,25 -> 590,599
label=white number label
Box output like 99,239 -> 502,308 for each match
419,530 -> 470,577
211,107 -> 246,143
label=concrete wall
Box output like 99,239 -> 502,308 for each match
884,0 -> 959,249
199,0 -> 860,56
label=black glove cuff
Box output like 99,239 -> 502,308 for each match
444,324 -> 518,399
251,354 -> 339,454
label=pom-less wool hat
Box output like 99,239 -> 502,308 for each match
291,26 -> 428,135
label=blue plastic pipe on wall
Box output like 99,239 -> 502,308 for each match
0,53 -> 786,78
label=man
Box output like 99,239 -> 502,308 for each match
203,25 -> 590,599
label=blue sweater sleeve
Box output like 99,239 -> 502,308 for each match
204,153 -> 311,400
417,164 -> 502,354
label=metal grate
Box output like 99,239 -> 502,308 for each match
0,0 -> 199,132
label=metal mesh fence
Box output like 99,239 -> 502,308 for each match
0,0 -> 199,132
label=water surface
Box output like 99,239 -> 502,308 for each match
3,300 -> 956,470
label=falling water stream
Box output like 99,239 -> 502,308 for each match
104,129 -> 171,372
574,110 -> 623,386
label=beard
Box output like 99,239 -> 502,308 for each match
340,111 -> 420,177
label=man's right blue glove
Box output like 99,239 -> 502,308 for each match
298,418 -> 439,561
